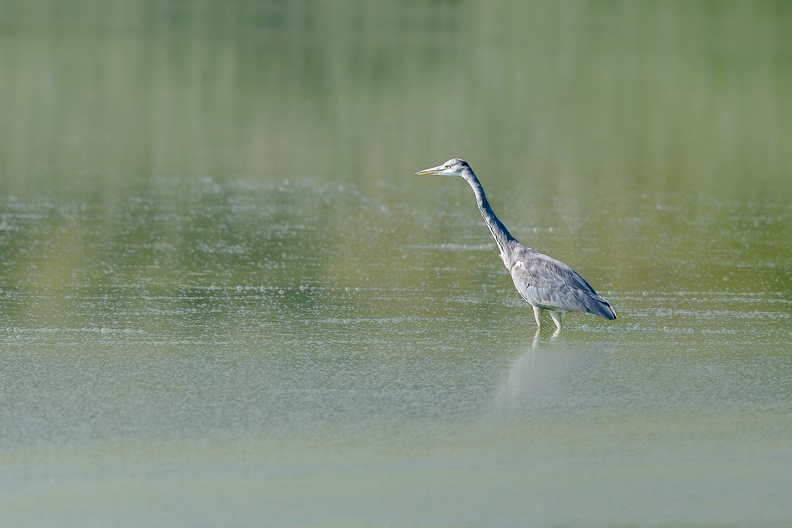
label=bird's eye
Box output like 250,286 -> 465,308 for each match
445,164 -> 451,169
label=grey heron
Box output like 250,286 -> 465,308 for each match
416,158 -> 616,333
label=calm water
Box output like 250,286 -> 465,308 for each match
1,2 -> 792,526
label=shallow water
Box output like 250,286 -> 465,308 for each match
2,2 -> 792,526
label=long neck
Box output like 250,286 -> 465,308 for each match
461,168 -> 516,256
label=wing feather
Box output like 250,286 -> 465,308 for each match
509,249 -> 616,319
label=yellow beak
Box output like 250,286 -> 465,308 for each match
415,164 -> 445,176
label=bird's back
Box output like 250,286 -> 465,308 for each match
506,243 -> 616,320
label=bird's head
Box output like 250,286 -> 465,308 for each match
415,158 -> 470,177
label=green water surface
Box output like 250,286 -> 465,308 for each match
1,2 -> 791,526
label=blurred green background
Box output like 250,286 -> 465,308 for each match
3,0 -> 790,191
2,0 -> 790,305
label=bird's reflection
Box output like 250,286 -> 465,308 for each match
492,334 -> 613,414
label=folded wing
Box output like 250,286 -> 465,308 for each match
509,249 -> 616,320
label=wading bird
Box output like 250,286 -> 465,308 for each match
416,158 -> 616,334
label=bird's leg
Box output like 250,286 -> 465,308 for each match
550,311 -> 564,334
532,306 -> 543,329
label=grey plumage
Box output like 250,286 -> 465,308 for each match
416,158 -> 616,333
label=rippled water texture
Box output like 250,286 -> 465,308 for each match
1,2 -> 791,527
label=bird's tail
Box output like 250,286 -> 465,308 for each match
585,293 -> 617,320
